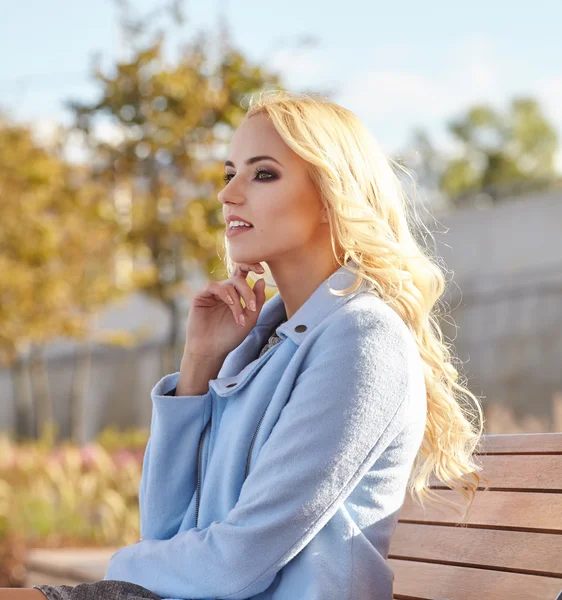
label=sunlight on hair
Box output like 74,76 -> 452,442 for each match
221,89 -> 487,520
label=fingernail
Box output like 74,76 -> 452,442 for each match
249,300 -> 256,311
240,315 -> 246,326
228,295 -> 234,304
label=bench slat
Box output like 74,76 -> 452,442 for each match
390,559 -> 562,600
429,454 -> 562,490
399,490 -> 562,532
478,433 -> 562,455
389,523 -> 562,576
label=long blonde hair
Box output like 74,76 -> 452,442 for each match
224,90 -> 486,518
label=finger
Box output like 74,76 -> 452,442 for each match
205,281 -> 235,307
207,281 -> 244,324
234,262 -> 265,277
252,277 -> 267,308
231,273 -> 258,314
220,282 -> 248,325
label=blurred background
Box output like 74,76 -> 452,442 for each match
0,0 -> 561,587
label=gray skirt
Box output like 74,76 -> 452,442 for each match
33,580 -> 163,600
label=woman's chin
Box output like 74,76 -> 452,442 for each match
228,248 -> 261,263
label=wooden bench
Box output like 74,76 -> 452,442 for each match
25,433 -> 562,599
390,432 -> 562,600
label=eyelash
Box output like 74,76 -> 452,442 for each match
222,168 -> 277,185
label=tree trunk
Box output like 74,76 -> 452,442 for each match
29,345 -> 53,440
70,344 -> 92,445
11,352 -> 34,441
161,299 -> 181,375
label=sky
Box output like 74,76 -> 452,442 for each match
2,0 -> 562,169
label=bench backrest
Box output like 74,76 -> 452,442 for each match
390,432 -> 562,600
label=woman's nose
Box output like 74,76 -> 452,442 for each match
218,182 -> 245,206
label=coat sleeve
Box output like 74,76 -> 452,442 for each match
138,372 -> 212,541
105,308 -> 423,600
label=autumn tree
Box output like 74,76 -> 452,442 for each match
0,117 -> 148,440
69,1 -> 283,372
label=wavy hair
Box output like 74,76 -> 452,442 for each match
223,90 -> 487,518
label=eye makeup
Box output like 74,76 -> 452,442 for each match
222,167 -> 278,185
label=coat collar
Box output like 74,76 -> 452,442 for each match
254,259 -> 372,346
215,259 -> 374,385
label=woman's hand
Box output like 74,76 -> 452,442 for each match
183,262 -> 268,361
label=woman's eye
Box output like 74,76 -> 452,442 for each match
254,168 -> 276,181
222,169 -> 276,186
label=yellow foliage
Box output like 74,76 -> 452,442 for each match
0,430 -> 146,547
0,119 -> 129,367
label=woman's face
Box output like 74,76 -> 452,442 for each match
219,112 -> 329,268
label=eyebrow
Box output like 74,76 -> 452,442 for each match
224,155 -> 283,168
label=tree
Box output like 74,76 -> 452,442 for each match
0,117 -> 143,440
406,97 -> 559,209
69,2 -> 283,372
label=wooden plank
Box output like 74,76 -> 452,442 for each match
429,454 -> 562,490
389,523 -> 562,577
390,559 -> 562,600
478,433 -> 562,455
399,490 -> 562,532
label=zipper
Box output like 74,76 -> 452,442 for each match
197,338 -> 282,517
244,337 -> 284,480
195,417 -> 212,528
244,399 -> 272,480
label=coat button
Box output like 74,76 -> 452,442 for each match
226,383 -> 237,388
295,324 -> 307,333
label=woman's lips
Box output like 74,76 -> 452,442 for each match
226,226 -> 254,238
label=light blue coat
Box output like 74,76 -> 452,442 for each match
104,260 -> 427,599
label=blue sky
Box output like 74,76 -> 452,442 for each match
2,0 -> 561,167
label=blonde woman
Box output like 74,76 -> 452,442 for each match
8,92 -> 484,600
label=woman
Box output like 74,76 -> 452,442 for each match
7,91 -> 483,600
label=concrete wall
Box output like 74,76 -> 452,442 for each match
431,191 -> 562,432
0,292 -> 179,441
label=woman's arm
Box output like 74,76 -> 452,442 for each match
105,307 -> 425,600
138,364 -> 214,541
